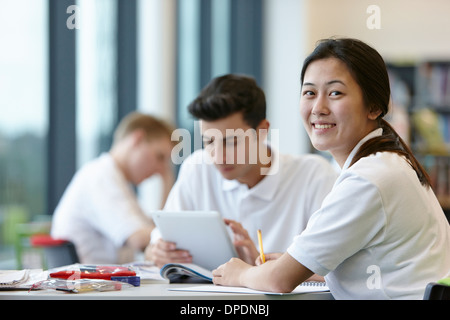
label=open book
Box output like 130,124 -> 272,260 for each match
160,263 -> 213,283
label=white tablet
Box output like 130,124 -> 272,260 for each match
151,210 -> 238,270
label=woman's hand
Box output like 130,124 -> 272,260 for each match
255,252 -> 283,265
212,258 -> 252,287
213,253 -> 314,293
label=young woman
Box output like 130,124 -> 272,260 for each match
212,38 -> 450,299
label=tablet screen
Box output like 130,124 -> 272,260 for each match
152,211 -> 238,270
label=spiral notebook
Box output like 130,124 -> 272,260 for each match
169,281 -> 329,295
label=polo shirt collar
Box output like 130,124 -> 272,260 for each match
222,178 -> 240,191
342,128 -> 383,171
221,149 -> 281,201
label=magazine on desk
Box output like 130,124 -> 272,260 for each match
160,263 -> 213,283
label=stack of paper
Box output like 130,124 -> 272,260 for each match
0,269 -> 48,289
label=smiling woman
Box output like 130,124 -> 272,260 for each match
212,38 -> 450,300
300,38 -> 430,186
300,57 -> 379,166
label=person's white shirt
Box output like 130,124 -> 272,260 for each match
153,148 -> 337,253
51,153 -> 152,264
287,129 -> 450,299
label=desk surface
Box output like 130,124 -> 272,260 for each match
0,283 -> 333,300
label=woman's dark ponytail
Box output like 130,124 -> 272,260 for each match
351,119 -> 431,187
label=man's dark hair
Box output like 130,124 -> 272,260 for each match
188,74 -> 266,128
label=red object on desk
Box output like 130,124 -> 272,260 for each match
50,266 -> 136,280
50,269 -> 136,280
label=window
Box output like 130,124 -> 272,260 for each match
76,0 -> 117,167
0,0 -> 48,267
175,0 -> 262,143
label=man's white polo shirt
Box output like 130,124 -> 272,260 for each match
153,149 -> 337,253
51,153 -> 152,264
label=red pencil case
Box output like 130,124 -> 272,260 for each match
50,270 -> 136,280
50,265 -> 136,280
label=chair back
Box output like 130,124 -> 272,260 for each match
423,282 -> 450,300
30,235 -> 79,269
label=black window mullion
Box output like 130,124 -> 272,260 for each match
48,0 -> 77,214
230,0 -> 263,84
116,0 -> 137,124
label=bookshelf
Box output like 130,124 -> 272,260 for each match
387,61 -> 450,220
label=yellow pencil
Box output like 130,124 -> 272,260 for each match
257,229 -> 265,263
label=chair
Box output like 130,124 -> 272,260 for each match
423,281 -> 450,300
14,218 -> 52,269
30,235 -> 79,269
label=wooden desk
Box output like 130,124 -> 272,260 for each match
0,282 -> 333,300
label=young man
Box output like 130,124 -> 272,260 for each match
147,74 -> 338,267
51,112 -> 174,264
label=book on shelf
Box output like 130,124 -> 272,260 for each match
412,108 -> 449,155
428,156 -> 450,210
417,62 -> 450,108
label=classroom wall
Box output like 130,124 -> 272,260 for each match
305,0 -> 450,61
